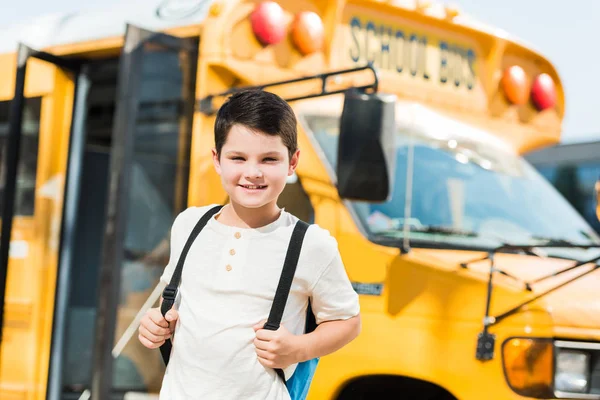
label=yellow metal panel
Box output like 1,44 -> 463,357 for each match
0,55 -> 57,100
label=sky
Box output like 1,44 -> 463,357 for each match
1,0 -> 598,144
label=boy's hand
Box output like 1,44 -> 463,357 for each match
253,320 -> 303,370
138,307 -> 178,349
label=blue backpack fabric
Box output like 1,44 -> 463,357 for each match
160,205 -> 319,400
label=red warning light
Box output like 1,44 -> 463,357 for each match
531,73 -> 557,111
250,1 -> 286,46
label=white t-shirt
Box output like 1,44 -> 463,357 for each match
158,205 -> 360,400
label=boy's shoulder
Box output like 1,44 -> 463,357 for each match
171,204 -> 221,231
178,204 -> 220,219
284,211 -> 339,263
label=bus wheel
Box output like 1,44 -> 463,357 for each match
336,375 -> 457,400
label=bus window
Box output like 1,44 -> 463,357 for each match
278,173 -> 314,224
303,112 -> 599,256
575,163 -> 600,232
0,98 -> 41,216
538,162 -> 600,235
552,165 -> 586,215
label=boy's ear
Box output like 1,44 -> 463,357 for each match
288,149 -> 300,175
212,148 -> 222,175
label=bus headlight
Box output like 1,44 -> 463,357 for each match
502,338 -> 553,398
555,349 -> 590,393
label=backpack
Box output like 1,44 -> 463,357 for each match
159,205 -> 319,400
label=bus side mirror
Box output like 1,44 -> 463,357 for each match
595,178 -> 600,222
336,90 -> 397,202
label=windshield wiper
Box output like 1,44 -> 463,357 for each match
376,225 -> 479,237
411,225 -> 478,237
528,235 -> 593,247
461,236 -> 599,270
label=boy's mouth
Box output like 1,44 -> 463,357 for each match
239,184 -> 267,190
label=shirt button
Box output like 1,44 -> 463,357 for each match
229,249 -> 236,256
234,232 -> 241,239
225,264 -> 233,272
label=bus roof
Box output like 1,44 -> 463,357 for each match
0,0 -> 546,59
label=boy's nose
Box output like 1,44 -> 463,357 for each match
244,165 -> 263,179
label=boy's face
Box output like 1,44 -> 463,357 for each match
212,124 -> 299,210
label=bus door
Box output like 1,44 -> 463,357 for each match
0,45 -> 83,400
52,25 -> 198,400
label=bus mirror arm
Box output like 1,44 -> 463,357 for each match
469,243 -> 600,362
197,63 -> 380,115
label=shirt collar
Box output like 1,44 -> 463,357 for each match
207,206 -> 288,237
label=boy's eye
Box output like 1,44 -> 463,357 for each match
263,157 -> 278,162
231,156 -> 245,161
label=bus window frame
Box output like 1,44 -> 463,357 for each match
46,67 -> 91,400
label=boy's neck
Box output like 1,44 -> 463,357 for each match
217,201 -> 282,229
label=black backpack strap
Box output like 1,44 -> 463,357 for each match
263,220 -> 310,381
159,205 -> 223,365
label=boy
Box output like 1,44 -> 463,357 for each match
138,90 -> 361,399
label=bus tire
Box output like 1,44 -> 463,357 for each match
335,375 -> 457,400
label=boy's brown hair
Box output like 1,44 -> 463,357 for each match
214,89 -> 298,160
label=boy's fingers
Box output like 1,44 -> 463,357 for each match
142,321 -> 171,337
138,333 -> 165,349
253,319 -> 267,332
255,328 -> 275,341
166,309 -> 179,322
139,324 -> 171,343
165,310 -> 179,333
140,323 -> 171,337
253,337 -> 270,351
148,309 -> 169,328
255,348 -> 274,361
257,356 -> 274,369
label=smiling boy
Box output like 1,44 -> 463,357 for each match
138,89 -> 361,399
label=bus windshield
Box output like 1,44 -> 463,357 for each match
302,111 -> 600,253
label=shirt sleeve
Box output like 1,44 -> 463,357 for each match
309,245 -> 360,325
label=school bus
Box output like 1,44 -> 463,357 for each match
1,0 -> 599,399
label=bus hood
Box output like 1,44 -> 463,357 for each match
408,248 -> 600,330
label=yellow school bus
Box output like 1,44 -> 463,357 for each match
1,0 -> 599,399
